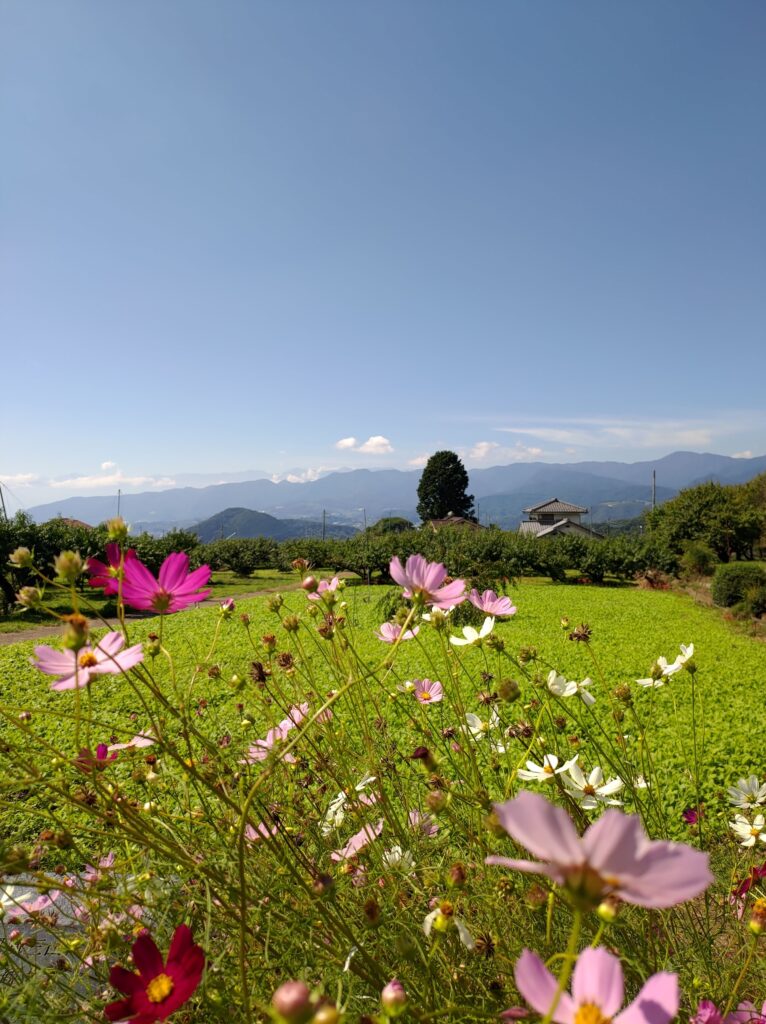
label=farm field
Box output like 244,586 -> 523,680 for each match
2,574 -> 766,1021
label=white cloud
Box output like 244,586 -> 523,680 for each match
271,466 -> 333,484
50,471 -> 176,490
465,441 -> 544,465
408,453 -> 430,467
0,472 -> 40,487
469,441 -> 499,460
494,416 -> 729,451
100,460 -> 117,470
732,450 -> 753,459
336,435 -> 394,455
357,435 -> 394,454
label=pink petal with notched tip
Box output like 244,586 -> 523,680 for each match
493,792 -> 584,865
514,949 -> 575,1024
614,972 -> 679,1024
572,948 -> 624,1017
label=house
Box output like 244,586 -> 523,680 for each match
518,498 -> 603,540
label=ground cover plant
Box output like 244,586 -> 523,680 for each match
1,523 -> 766,1023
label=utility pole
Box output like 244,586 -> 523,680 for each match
0,483 -> 7,521
117,489 -> 121,516
651,470 -> 656,511
322,509 -> 326,542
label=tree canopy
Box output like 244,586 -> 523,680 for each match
416,451 -> 474,523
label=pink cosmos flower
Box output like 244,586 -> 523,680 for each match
245,821 -> 279,842
408,810 -> 439,837
414,679 -> 444,704
513,946 -> 678,1024
108,733 -> 156,753
376,622 -> 419,643
331,820 -> 384,862
240,704 -> 307,764
87,543 -> 138,596
389,555 -> 466,609
83,852 -> 116,884
728,1002 -> 766,1024
32,632 -> 144,691
486,791 -> 712,909
469,588 -> 517,617
74,743 -> 119,772
307,577 -> 341,601
121,552 -> 211,614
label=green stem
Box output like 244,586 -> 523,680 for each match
542,910 -> 582,1024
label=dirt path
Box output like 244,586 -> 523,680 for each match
0,584 -> 301,647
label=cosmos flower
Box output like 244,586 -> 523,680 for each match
728,776 -> 766,810
331,820 -> 384,862
562,764 -> 624,809
547,671 -> 596,707
469,589 -> 517,617
513,946 -> 678,1024
87,543 -> 138,596
389,554 -> 466,609
450,616 -> 495,647
105,924 -> 205,1022
108,733 -> 156,753
245,821 -> 279,842
730,814 -> 766,848
121,552 -> 211,614
486,790 -> 712,909
423,901 -> 475,950
74,744 -> 119,772
465,709 -> 506,753
307,577 -> 341,601
32,632 -> 144,691
414,679 -> 444,704
408,810 -> 439,837
376,622 -> 419,643
322,775 -> 378,834
517,753 -> 579,784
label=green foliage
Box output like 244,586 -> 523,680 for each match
367,516 -> 414,534
416,450 -> 474,522
646,480 -> 764,562
711,562 -> 766,607
679,541 -> 718,578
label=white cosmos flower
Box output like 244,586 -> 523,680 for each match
563,763 -> 624,809
464,709 -> 506,753
634,774 -> 649,789
396,680 -> 416,693
728,776 -> 766,810
517,753 -> 578,783
0,887 -> 32,919
547,671 -> 596,707
450,616 -> 495,647
321,774 -> 377,834
382,845 -> 415,872
422,606 -> 456,622
423,906 -> 475,950
730,814 -> 766,848
664,643 -> 694,676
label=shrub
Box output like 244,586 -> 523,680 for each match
711,562 -> 766,607
679,541 -> 718,578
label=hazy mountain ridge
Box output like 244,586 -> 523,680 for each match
193,508 -> 358,542
26,451 -> 766,531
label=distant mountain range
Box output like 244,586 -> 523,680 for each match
26,451 -> 766,534
193,508 -> 358,542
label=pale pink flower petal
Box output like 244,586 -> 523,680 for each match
389,555 -> 466,609
514,950 -> 574,1024
469,588 -> 517,617
572,948 -> 624,1017
331,820 -> 384,862
614,972 -> 679,1024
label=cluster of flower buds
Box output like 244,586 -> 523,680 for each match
271,981 -> 342,1024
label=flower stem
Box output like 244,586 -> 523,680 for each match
542,910 -> 582,1024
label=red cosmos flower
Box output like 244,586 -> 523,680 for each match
121,553 -> 211,615
88,543 -> 138,596
732,861 -> 766,900
105,924 -> 204,1022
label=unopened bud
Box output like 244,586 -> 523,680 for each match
267,594 -> 284,613
381,979 -> 407,1016
311,1005 -> 341,1024
612,683 -> 632,705
411,746 -> 437,770
597,894 -> 621,923
220,598 -> 235,617
447,862 -> 467,888
16,586 -> 42,609
53,551 -> 84,584
9,547 -> 33,568
61,613 -> 89,651
426,789 -> 448,813
272,980 -> 313,1023
749,898 -> 766,935
18,711 -> 32,722
301,576 -> 319,593
498,678 -> 520,702
282,615 -> 300,633
105,517 -> 129,543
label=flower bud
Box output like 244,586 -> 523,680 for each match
612,683 -> 632,706
18,711 -> 32,722
311,1006 -> 341,1024
597,894 -> 621,923
518,645 -> 537,664
105,517 -> 129,543
267,594 -> 284,613
301,576 -> 319,594
53,551 -> 84,584
9,547 -> 33,569
272,980 -> 313,1023
447,862 -> 467,888
426,789 -> 448,813
220,598 -> 235,617
560,616 -> 570,630
381,979 -> 407,1016
498,678 -> 520,702
282,615 -> 300,633
61,613 -> 89,652
749,898 -> 766,935
16,586 -> 42,609
411,746 -> 437,770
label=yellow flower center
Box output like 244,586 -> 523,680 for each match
146,973 -> 174,1003
421,691 -> 432,701
750,828 -> 761,837
574,1004 -> 611,1024
78,652 -> 98,668
583,785 -> 596,795
543,764 -> 554,774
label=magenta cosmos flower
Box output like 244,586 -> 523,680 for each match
121,553 -> 211,614
514,946 -> 678,1024
469,588 -> 517,617
376,622 -> 419,643
32,632 -> 144,691
486,791 -> 712,909
87,543 -> 138,596
414,679 -> 444,704
389,555 -> 466,609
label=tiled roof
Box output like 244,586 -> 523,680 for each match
522,498 -> 588,514
518,521 -> 545,535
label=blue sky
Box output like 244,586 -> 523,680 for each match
2,1 -> 765,511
